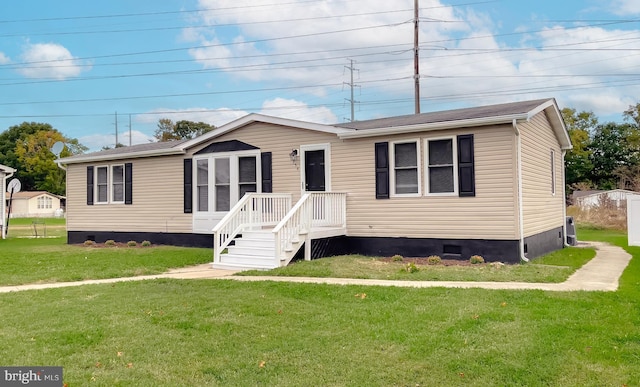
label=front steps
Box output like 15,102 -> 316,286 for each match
212,230 -> 284,270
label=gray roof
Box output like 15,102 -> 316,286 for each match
60,139 -> 188,163
336,99 -> 552,130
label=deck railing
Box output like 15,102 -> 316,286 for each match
213,193 -> 292,264
273,192 -> 346,266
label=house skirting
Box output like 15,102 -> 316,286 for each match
67,231 -> 214,248
68,227 -> 565,263
523,226 -> 565,259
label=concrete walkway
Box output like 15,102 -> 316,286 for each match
0,241 -> 632,294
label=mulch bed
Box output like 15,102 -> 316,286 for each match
379,257 -> 480,266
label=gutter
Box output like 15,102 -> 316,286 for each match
58,147 -> 185,165
338,114 -> 529,139
513,119 -> 529,262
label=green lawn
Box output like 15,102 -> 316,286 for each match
0,227 -> 637,385
237,247 -> 595,283
5,217 -> 66,238
0,237 -> 212,286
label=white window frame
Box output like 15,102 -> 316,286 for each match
95,165 -> 109,204
424,136 -> 458,196
300,143 -> 332,193
193,150 -> 261,215
111,164 -> 125,204
390,139 -> 421,197
196,159 -> 209,212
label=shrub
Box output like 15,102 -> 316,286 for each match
127,241 -> 137,247
405,262 -> 419,273
391,254 -> 404,262
426,255 -> 442,265
83,240 -> 95,246
470,255 -> 485,264
141,240 -> 152,247
104,240 -> 116,247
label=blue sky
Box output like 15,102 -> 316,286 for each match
1,0 -> 639,150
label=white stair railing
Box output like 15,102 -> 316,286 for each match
213,193 -> 292,264
273,192 -> 346,266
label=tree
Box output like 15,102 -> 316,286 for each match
589,122 -> 640,189
561,108 -> 597,189
0,122 -> 54,190
153,119 -> 215,142
623,102 -> 640,127
7,124 -> 87,195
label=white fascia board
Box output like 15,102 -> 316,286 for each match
0,163 -> 16,173
337,114 -> 529,139
57,148 -> 186,165
179,113 -> 353,150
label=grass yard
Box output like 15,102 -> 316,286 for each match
5,217 -> 66,238
237,246 -> 596,283
0,228 -> 638,386
0,237 -> 212,286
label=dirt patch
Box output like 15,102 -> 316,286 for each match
75,242 -> 153,248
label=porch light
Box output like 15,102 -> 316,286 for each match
289,149 -> 298,165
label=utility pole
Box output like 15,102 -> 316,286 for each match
114,111 -> 119,147
128,114 -> 132,146
344,59 -> 360,122
414,0 -> 421,114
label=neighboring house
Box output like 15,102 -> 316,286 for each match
6,191 -> 64,218
1,163 -> 16,239
573,189 -> 639,209
57,98 -> 571,268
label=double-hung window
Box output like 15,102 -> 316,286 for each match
111,165 -> 125,203
196,159 -> 209,211
215,157 -> 231,211
391,141 -> 420,196
426,138 -> 457,195
87,163 -> 132,205
96,166 -> 109,203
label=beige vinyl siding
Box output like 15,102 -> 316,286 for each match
520,112 -> 565,237
66,155 -> 192,233
203,122 -> 519,240
336,125 -> 519,240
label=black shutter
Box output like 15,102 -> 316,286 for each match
124,163 -> 133,205
457,134 -> 475,197
86,166 -> 94,205
261,152 -> 273,193
375,142 -> 390,199
184,159 -> 193,213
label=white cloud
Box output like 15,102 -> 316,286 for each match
0,52 -> 10,64
79,130 -> 154,151
610,0 -> 640,15
260,98 -> 337,124
18,42 -> 89,79
180,0 -> 640,121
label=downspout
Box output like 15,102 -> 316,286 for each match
561,150 -> 570,247
513,119 -> 529,262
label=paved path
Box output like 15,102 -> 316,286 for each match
0,241 -> 632,294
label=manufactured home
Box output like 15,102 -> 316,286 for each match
57,98 -> 571,269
